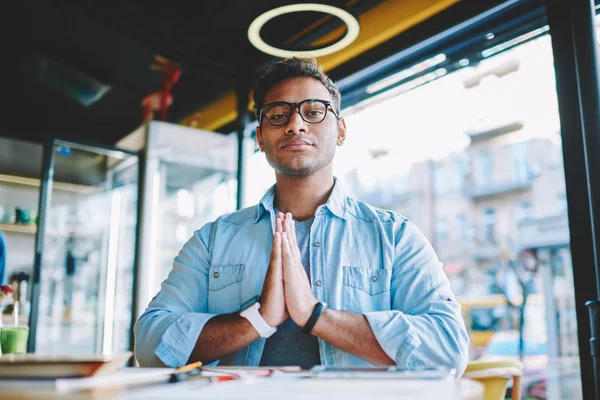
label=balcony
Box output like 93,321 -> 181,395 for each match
435,240 -> 476,262
517,213 -> 570,250
361,189 -> 411,208
435,227 -> 505,263
472,242 -> 501,261
467,121 -> 524,143
468,177 -> 532,200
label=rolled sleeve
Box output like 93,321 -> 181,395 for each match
154,312 -> 216,366
134,223 -> 216,367
364,310 -> 421,366
365,219 -> 469,375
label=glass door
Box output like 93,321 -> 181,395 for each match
28,139 -> 139,355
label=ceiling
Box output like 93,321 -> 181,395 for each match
4,0 -> 509,147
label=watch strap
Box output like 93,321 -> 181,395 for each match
240,302 -> 277,338
302,302 -> 327,335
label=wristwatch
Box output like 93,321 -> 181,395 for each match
239,302 -> 277,338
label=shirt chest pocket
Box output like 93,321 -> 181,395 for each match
208,264 -> 245,314
342,267 -> 392,313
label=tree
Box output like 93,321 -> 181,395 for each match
493,248 -> 541,360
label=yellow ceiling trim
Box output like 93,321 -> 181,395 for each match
180,0 -> 461,131
184,93 -> 238,132
316,0 -> 461,71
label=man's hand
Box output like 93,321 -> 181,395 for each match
281,213 -> 318,327
259,213 -> 288,327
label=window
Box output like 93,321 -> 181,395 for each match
434,162 -> 447,195
454,157 -> 468,192
516,201 -> 533,222
246,20 -> 582,398
483,208 -> 496,243
557,193 -> 568,214
512,142 -> 529,182
457,213 -> 469,240
476,150 -> 493,184
436,218 -> 448,244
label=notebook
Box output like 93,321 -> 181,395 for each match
0,352 -> 133,379
0,367 -> 176,396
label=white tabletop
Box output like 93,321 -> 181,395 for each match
0,368 -> 484,400
121,375 -> 484,400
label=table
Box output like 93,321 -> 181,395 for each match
0,371 -> 485,400
122,376 -> 484,400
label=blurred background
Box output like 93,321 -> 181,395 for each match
2,1 -> 600,399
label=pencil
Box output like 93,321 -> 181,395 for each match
173,361 -> 203,374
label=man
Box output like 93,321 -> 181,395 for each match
134,57 -> 469,373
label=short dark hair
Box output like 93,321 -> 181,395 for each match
252,57 -> 341,120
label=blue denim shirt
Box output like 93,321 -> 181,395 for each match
134,181 -> 469,374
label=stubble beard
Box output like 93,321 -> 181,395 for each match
265,141 -> 336,177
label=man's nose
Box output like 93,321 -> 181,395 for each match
285,108 -> 307,135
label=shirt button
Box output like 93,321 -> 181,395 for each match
371,276 -> 378,282
314,241 -> 320,247
315,280 -> 322,287
213,272 -> 220,279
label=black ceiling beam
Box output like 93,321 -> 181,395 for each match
329,0 -> 537,90
338,0 -> 547,108
77,1 -> 238,83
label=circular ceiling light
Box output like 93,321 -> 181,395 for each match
248,3 -> 360,58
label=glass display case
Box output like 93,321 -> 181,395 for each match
117,121 -> 238,320
28,140 -> 140,356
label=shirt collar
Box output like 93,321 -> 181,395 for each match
255,184 -> 276,223
254,177 -> 347,223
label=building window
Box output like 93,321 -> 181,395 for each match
436,218 -> 449,245
512,142 -> 529,182
476,150 -> 493,184
434,162 -> 447,195
455,156 -> 468,192
483,208 -> 496,243
557,193 -> 568,214
515,201 -> 533,222
457,213 -> 469,239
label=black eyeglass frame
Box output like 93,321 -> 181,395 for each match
258,99 -> 340,127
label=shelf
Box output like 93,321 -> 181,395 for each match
0,223 -> 107,238
0,223 -> 37,235
0,173 -> 99,194
1,314 -> 28,326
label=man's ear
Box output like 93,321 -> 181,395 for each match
256,126 -> 264,152
336,118 -> 347,146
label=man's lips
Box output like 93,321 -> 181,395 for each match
281,140 -> 313,149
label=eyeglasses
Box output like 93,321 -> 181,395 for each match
259,99 -> 339,126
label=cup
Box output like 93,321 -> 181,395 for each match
18,208 -> 30,224
1,326 -> 29,354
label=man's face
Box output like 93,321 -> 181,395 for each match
256,77 -> 346,177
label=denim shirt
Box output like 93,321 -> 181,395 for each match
134,181 -> 469,374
